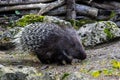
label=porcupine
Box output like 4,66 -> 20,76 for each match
20,22 -> 86,64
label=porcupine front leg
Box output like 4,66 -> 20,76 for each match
52,49 -> 72,65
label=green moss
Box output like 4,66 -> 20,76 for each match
61,73 -> 70,80
69,19 -> 95,30
79,19 -> 95,26
16,14 -> 45,27
106,21 -> 117,28
109,11 -> 116,19
103,21 -> 118,40
90,60 -> 120,78
104,28 -> 114,39
111,60 -> 120,69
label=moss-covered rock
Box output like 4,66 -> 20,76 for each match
16,14 -> 45,27
16,14 -> 71,27
78,21 -> 120,47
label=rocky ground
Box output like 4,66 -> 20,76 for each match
0,39 -> 120,80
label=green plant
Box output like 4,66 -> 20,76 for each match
61,73 -> 70,80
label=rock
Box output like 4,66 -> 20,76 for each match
0,66 -> 37,80
1,72 -> 27,80
63,72 -> 89,80
0,27 -> 23,50
0,64 -> 4,77
0,65 -> 59,80
27,71 -> 57,80
43,16 -> 72,27
78,21 -> 120,47
42,72 -> 57,80
0,64 -> 4,68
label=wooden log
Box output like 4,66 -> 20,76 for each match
108,1 -> 120,8
38,0 -> 64,15
0,4 -> 44,12
76,0 -> 116,10
76,4 -> 98,18
66,0 -> 76,20
0,0 -> 54,5
91,2 -> 116,10
46,4 -> 98,18
45,6 -> 66,15
0,1 -> 64,13
76,16 -> 91,19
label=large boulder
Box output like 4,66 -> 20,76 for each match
78,21 -> 120,47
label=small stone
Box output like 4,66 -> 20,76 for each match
0,64 -> 4,69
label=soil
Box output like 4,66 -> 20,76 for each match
0,40 -> 120,80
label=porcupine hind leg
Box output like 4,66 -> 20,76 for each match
35,51 -> 52,64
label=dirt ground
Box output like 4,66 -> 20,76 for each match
0,40 -> 120,80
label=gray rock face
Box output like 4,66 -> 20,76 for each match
1,72 -> 27,80
78,21 -> 120,47
0,65 -> 58,80
0,65 -> 36,80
